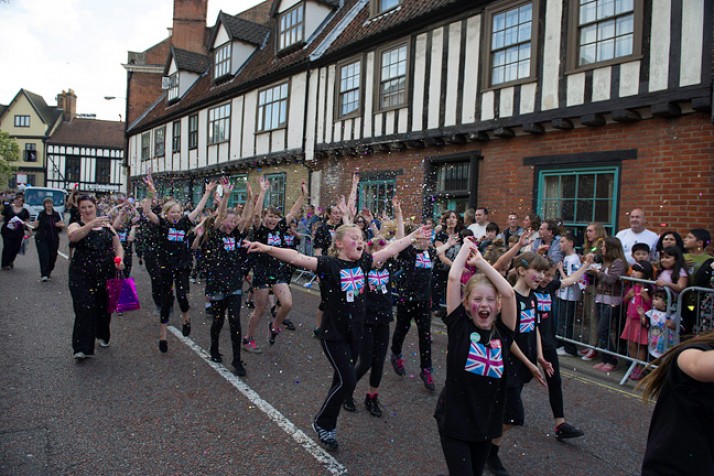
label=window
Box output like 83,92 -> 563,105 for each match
214,43 -> 231,79
371,0 -> 401,16
141,132 -> 150,160
188,114 -> 199,150
227,174 -> 248,208
154,127 -> 165,157
279,4 -> 304,50
65,155 -> 81,182
24,143 -> 37,162
431,161 -> 472,218
167,73 -> 179,101
485,1 -> 536,87
377,42 -> 408,111
14,115 -> 30,127
257,83 -> 289,132
96,159 -> 112,184
172,121 -> 181,153
263,173 -> 286,210
9,173 -> 35,188
568,0 -> 642,70
358,179 -> 395,217
536,166 -> 619,239
336,59 -> 361,118
208,104 -> 230,144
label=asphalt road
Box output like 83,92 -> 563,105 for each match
0,236 -> 653,475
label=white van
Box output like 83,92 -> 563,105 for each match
23,187 -> 67,221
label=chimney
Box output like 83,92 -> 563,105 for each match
60,89 -> 77,122
172,0 -> 208,54
56,90 -> 67,112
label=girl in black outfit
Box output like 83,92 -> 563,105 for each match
244,223 -> 430,451
142,174 -> 216,353
32,197 -> 65,281
435,237 -> 516,476
67,195 -> 124,359
112,202 -> 140,278
1,194 -> 31,269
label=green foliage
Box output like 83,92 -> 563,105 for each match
0,131 -> 19,187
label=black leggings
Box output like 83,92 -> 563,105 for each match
314,338 -> 359,431
439,432 -> 491,476
160,266 -> 190,324
210,293 -> 243,364
120,242 -> 133,278
355,322 -> 390,389
542,347 -> 565,419
144,251 -> 162,308
36,239 -> 59,277
1,233 -> 23,267
391,300 -> 432,370
69,271 -> 112,354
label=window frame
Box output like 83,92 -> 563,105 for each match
23,143 -> 37,162
65,155 -> 81,183
188,114 -> 199,150
335,56 -> 363,120
172,120 -> 181,153
227,174 -> 249,208
370,0 -> 402,17
167,72 -> 180,102
95,159 -> 112,185
208,103 -> 231,145
257,81 -> 290,132
141,132 -> 151,160
278,3 -> 305,51
214,42 -> 232,80
424,154 -> 480,220
358,178 -> 396,217
263,173 -> 287,211
14,115 -> 30,127
482,0 -> 539,90
154,126 -> 166,157
566,0 -> 644,73
375,40 -> 410,113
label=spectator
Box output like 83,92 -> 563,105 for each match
615,208 -> 659,265
1,193 -> 31,270
656,230 -> 685,256
502,212 -> 523,245
467,207 -> 489,241
580,222 -> 609,361
433,210 -> 464,317
32,197 -> 65,281
682,228 -> 713,332
478,222 -> 501,253
533,219 -> 563,263
463,208 -> 475,228
520,213 -> 541,253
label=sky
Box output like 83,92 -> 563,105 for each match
0,0 -> 264,122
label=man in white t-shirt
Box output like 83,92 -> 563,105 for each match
467,207 -> 489,241
615,208 -> 660,264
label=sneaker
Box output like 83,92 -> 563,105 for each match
581,349 -> 599,361
283,319 -> 296,331
599,363 -> 617,372
630,367 -> 643,381
74,351 -> 87,360
153,306 -> 161,316
312,328 -> 321,339
592,362 -> 606,370
41,276 -> 49,282
98,339 -> 110,348
487,447 -> 509,476
343,396 -> 357,412
159,340 -> 168,353
420,368 -> 435,391
270,305 -> 277,318
268,321 -> 281,345
233,360 -> 247,377
242,337 -> 262,354
579,348 -> 590,356
555,422 -> 585,441
210,348 -> 223,363
556,347 -> 568,356
364,394 -> 382,418
390,353 -> 405,376
312,421 -> 339,452
182,322 -> 191,337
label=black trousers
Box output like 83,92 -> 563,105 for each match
355,322 -> 390,390
69,271 -> 112,354
439,432 -> 491,476
210,293 -> 243,365
120,242 -> 133,278
542,348 -> 565,419
1,233 -> 23,268
314,338 -> 359,431
159,266 -> 190,324
392,300 -> 432,370
36,238 -> 59,277
143,251 -> 162,308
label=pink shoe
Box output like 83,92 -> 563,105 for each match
593,362 -> 605,370
600,363 -> 616,372
630,367 -> 643,381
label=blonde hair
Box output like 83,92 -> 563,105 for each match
161,200 -> 181,217
380,220 -> 396,240
328,224 -> 361,257
483,238 -> 507,265
463,273 -> 499,306
367,234 -> 387,253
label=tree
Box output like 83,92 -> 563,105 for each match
0,131 -> 19,188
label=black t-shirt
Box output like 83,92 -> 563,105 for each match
69,224 -> 115,280
434,304 -> 514,441
203,228 -> 248,295
313,222 -> 340,255
252,220 -> 288,276
316,253 -> 373,341
642,343 -> 714,475
2,206 -> 30,238
365,259 -> 396,325
507,290 -> 539,386
157,216 -> 194,269
534,279 -> 560,351
35,210 -> 62,243
397,246 -> 436,302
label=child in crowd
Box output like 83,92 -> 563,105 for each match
640,290 -> 679,359
631,242 -> 652,267
655,246 -> 689,298
556,232 -> 583,357
620,260 -> 654,380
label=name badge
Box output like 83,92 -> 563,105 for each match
346,290 -> 354,302
490,339 -> 502,349
470,332 -> 480,344
381,284 -> 388,294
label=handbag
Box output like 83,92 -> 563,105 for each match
107,272 -> 141,314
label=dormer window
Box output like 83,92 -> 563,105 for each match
167,73 -> 179,101
214,43 -> 231,79
279,4 -> 304,50
371,0 -> 401,16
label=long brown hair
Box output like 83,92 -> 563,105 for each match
638,331 -> 714,401
602,236 -> 627,266
584,222 -> 608,252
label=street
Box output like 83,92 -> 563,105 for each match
1,236 -> 653,475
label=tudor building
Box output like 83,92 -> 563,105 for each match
126,0 -> 713,236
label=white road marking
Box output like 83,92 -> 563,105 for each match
167,326 -> 348,475
59,251 -> 69,260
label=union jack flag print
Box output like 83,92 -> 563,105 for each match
340,267 -> 365,293
519,307 -> 536,333
167,228 -> 185,242
465,342 -> 503,379
415,252 -> 432,269
117,230 -> 128,242
267,233 -> 281,246
534,292 -> 552,312
283,235 -> 295,247
368,269 -> 389,289
223,237 -> 237,251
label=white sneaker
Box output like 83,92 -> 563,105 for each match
98,339 -> 110,348
41,276 -> 49,282
74,352 -> 86,360
556,347 -> 568,356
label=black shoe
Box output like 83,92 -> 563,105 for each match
268,321 -> 280,345
159,340 -> 168,353
343,396 -> 357,412
270,305 -> 277,318
210,348 -> 223,363
283,319 -> 296,331
555,422 -> 585,441
487,445 -> 509,476
246,300 -> 255,309
182,322 -> 191,337
233,360 -> 247,377
390,353 -> 405,376
420,368 -> 435,391
312,421 -> 338,452
364,394 -> 382,418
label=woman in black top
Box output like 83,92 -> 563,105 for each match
244,223 -> 430,452
435,237 -> 516,476
67,195 -> 124,360
142,173 -> 215,354
639,332 -> 714,475
32,197 -> 65,281
1,193 -> 31,269
111,202 -> 141,278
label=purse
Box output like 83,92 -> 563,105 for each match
107,272 -> 141,314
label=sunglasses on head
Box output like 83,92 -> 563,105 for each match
368,239 -> 387,247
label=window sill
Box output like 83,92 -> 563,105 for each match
255,126 -> 287,135
565,54 -> 643,75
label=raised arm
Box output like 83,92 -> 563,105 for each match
446,237 -> 473,314
188,180 -> 217,223
493,230 -> 532,272
372,225 -> 431,265
214,178 -> 231,229
285,181 -> 307,223
237,182 -> 255,232
244,239 -> 318,271
347,168 -> 360,219
141,173 -> 160,225
559,253 -> 595,288
252,177 -> 270,226
392,196 -> 404,239
335,195 -> 352,225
